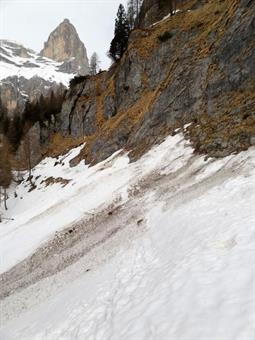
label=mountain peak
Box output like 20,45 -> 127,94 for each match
40,19 -> 89,75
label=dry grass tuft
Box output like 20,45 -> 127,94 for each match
43,133 -> 85,158
41,176 -> 71,187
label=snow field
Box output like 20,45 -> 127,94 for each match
0,133 -> 255,339
0,41 -> 73,86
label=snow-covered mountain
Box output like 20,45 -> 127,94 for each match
0,39 -> 72,115
0,40 -> 73,85
0,19 -> 89,115
0,131 -> 254,339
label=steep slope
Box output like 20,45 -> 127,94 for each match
56,0 -> 254,164
0,132 -> 254,339
0,1 -> 255,338
138,0 -> 188,28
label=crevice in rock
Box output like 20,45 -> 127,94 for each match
68,82 -> 87,135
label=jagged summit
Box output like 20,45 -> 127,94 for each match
40,19 -> 89,75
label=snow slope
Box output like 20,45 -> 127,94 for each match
0,40 -> 73,86
0,133 -> 255,340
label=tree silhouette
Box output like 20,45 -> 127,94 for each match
90,52 -> 100,75
108,4 -> 130,61
0,135 -> 12,212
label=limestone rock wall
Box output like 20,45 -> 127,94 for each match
56,0 -> 255,164
138,0 -> 190,28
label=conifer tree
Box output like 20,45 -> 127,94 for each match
0,97 -> 8,134
0,134 -> 12,212
108,4 -> 130,61
89,52 -> 100,75
6,115 -> 23,151
23,128 -> 33,183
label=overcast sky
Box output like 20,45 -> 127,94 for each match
0,0 -> 125,69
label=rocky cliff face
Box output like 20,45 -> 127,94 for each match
40,19 -> 89,75
55,0 -> 254,165
138,0 -> 198,28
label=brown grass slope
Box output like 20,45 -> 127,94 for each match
54,0 -> 255,164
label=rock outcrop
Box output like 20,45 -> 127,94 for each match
56,0 -> 255,164
40,19 -> 89,75
138,0 -> 197,28
0,76 -> 66,116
